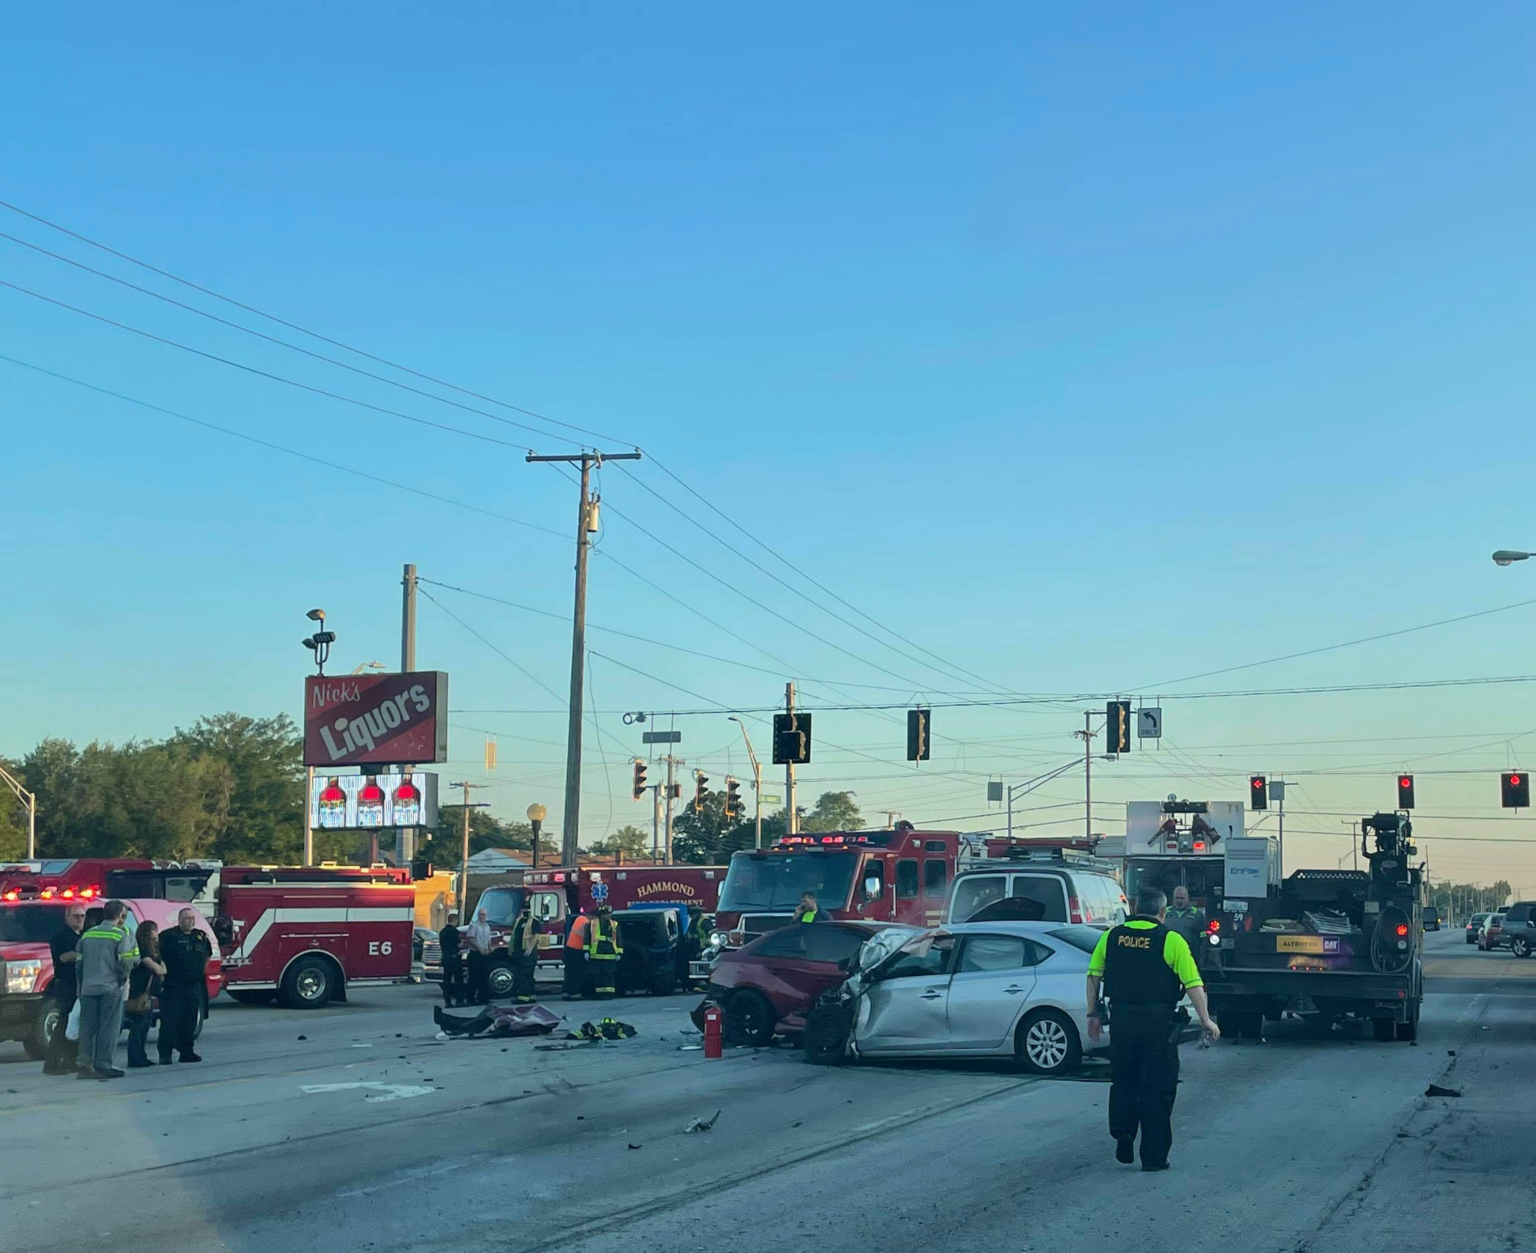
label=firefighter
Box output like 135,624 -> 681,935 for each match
563,906 -> 592,1001
797,892 -> 830,923
510,906 -> 541,1004
438,913 -> 464,1007
1085,886 -> 1220,1171
586,904 -> 622,1000
678,904 -> 708,991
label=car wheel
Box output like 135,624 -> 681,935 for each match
226,990 -> 275,1006
1371,1017 -> 1396,1042
803,1003 -> 852,1066
24,1002 -> 60,1060
724,989 -> 776,1047
1512,937 -> 1532,959
193,994 -> 208,1041
1395,1002 -> 1420,1042
486,961 -> 516,998
282,956 -> 338,1008
1015,1009 -> 1082,1076
649,968 -> 678,997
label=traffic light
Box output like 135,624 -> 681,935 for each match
1250,775 -> 1268,810
772,713 -> 813,764
694,771 -> 709,815
906,708 -> 931,761
1397,773 -> 1415,809
669,782 -> 682,800
1106,700 -> 1131,754
1502,771 -> 1529,809
631,759 -> 648,801
724,777 -> 742,820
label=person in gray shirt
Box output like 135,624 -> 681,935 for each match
75,900 -> 138,1080
1164,885 -> 1206,951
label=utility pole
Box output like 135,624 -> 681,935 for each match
662,755 -> 681,865
652,782 -> 662,862
401,563 -> 417,671
785,682 -> 798,836
1073,711 -> 1100,841
881,810 -> 902,829
526,449 -> 643,867
0,766 -> 36,860
729,716 -> 764,850
449,781 -> 489,919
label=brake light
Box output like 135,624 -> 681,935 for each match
1068,895 -> 1082,924
1207,918 -> 1221,932
1193,841 -> 1206,851
1395,923 -> 1409,937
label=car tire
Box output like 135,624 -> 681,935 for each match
486,961 -> 516,999
194,993 -> 208,1041
1395,1003 -> 1420,1042
24,1002 -> 60,1060
1371,1017 -> 1396,1042
649,967 -> 678,997
724,989 -> 776,1047
1015,1009 -> 1082,1076
1511,937 -> 1532,959
226,990 -> 275,1006
281,956 -> 338,1009
803,1003 -> 852,1066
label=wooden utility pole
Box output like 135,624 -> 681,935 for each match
526,449 -> 642,866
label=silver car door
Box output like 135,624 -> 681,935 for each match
858,934 -> 956,1054
943,934 -> 1035,1052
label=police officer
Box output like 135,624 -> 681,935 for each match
438,913 -> 464,1007
1164,885 -> 1205,951
157,908 -> 212,1065
586,904 -> 622,999
510,906 -> 541,1004
1085,886 -> 1219,1171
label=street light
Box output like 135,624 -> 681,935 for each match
1492,550 -> 1531,567
0,766 -> 36,860
527,803 -> 548,870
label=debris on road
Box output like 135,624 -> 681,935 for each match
684,1110 -> 722,1133
567,1018 -> 637,1041
434,1003 -> 561,1039
627,1143 -> 642,1150
1425,1084 -> 1462,1097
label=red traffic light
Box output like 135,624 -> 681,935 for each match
1513,775 -> 1522,787
1399,776 -> 1411,788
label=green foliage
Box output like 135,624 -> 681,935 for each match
801,791 -> 865,834
418,806 -> 555,872
171,714 -> 304,863
0,755 -> 31,860
586,823 -> 653,860
671,789 -> 862,864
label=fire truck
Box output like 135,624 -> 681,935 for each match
469,863 -> 725,997
0,857 -> 154,902
697,825 -> 965,974
215,865 -> 416,1008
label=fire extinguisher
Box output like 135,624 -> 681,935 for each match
703,1003 -> 724,1059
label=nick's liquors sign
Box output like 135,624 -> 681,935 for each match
303,671 -> 449,767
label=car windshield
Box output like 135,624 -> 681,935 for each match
1047,925 -> 1105,954
717,854 -> 858,913
473,888 -> 527,927
0,906 -> 67,944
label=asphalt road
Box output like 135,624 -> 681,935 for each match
3,930 -> 1533,1253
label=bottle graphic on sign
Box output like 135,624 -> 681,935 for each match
393,776 -> 421,826
317,779 -> 348,829
357,778 -> 386,828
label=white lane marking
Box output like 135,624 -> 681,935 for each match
336,1159 -> 466,1198
300,1082 -> 437,1102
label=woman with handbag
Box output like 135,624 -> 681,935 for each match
125,920 -> 166,1069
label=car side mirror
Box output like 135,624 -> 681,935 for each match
864,877 -> 881,900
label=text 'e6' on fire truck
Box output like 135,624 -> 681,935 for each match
216,865 -> 416,1008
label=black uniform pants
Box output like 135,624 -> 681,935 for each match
513,950 -> 537,1003
589,955 -> 618,999
43,993 -> 77,1073
1108,1004 -> 1180,1167
563,949 -> 586,997
441,956 -> 464,1006
157,984 -> 201,1061
466,952 -> 490,1004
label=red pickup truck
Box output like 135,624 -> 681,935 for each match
0,897 -> 224,1059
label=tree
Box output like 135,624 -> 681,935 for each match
586,824 -> 653,860
172,714 -> 305,864
420,807 -> 555,871
801,791 -> 864,834
672,791 -> 758,865
0,755 -> 29,860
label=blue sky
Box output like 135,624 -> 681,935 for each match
5,3 -> 1536,883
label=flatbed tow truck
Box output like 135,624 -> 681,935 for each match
1199,811 -> 1425,1042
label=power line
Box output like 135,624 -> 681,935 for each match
0,354 -> 567,540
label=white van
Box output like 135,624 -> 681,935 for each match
944,863 -> 1126,927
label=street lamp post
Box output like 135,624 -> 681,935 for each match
299,609 -> 337,867
0,766 -> 36,859
1493,550 -> 1532,566
527,803 -> 547,870
728,717 -> 764,849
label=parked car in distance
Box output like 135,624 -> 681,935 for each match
803,921 -> 1112,1077
691,921 -> 909,1046
1499,901 -> 1536,958
1466,912 -> 1491,945
1479,914 -> 1507,951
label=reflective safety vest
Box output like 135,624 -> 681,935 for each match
1103,918 -> 1182,1008
588,917 -> 621,960
798,909 -> 820,923
511,916 -> 540,956
566,914 -> 592,952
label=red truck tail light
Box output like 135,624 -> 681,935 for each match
1395,923 -> 1409,937
1068,895 -> 1082,924
1208,918 -> 1221,932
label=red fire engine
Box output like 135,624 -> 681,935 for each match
468,864 -> 726,997
0,857 -> 154,903
709,825 -> 964,950
216,865 -> 416,1008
